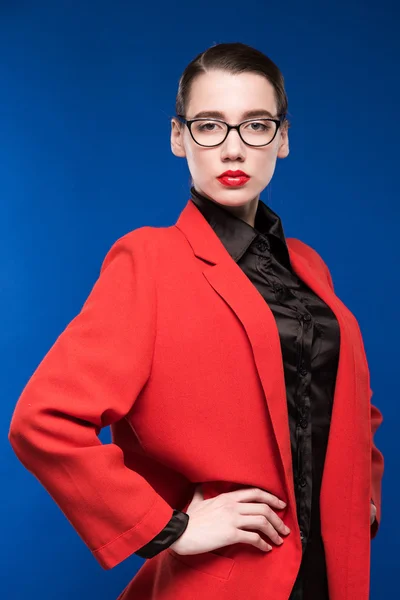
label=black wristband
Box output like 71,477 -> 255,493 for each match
135,509 -> 190,559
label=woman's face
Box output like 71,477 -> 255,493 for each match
171,69 -> 289,221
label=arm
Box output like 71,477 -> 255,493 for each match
319,254 -> 384,538
8,231 -> 175,569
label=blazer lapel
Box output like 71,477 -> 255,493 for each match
286,248 -> 360,532
175,199 -> 359,516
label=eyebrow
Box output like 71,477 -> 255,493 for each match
191,109 -> 276,120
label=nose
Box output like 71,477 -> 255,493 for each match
221,127 -> 246,159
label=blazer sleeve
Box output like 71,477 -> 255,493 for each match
8,231 -> 175,569
318,252 -> 384,538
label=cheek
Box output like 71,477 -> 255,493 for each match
252,152 -> 279,186
186,147 -> 215,176
255,150 -> 277,171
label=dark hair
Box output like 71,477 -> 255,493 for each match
175,42 -> 290,130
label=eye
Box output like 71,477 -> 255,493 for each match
244,121 -> 272,132
199,122 -> 216,131
194,120 -> 225,132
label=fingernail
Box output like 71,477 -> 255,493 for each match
285,526 -> 290,533
279,500 -> 286,507
277,537 -> 283,544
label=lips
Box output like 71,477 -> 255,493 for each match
218,170 -> 249,178
217,172 -> 250,188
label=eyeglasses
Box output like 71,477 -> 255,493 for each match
176,113 -> 285,147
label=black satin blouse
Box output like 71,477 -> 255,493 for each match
136,187 -> 343,600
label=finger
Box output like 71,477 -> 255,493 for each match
230,487 -> 286,510
237,502 -> 290,535
236,530 -> 272,552
263,506 -> 291,536
370,506 -> 377,524
192,483 -> 204,501
238,514 -> 284,545
261,492 -> 287,510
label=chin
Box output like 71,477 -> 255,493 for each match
212,185 -> 259,206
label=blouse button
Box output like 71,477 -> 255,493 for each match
255,240 -> 269,252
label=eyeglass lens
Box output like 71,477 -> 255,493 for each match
190,119 -> 277,146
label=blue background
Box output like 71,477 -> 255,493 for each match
2,1 -> 397,598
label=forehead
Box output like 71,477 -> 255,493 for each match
186,69 -> 278,119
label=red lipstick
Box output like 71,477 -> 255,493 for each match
217,169 -> 250,187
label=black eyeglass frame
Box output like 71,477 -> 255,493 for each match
175,113 -> 286,148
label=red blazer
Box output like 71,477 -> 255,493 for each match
9,198 -> 384,600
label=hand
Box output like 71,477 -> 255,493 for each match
370,500 -> 377,525
169,484 -> 291,556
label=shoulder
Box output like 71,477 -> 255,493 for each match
100,225 -> 178,270
287,237 -> 327,269
287,237 -> 334,291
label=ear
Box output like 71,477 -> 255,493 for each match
277,124 -> 289,159
171,118 -> 187,158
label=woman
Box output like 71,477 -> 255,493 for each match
9,42 -> 384,600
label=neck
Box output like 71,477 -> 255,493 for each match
222,196 -> 259,228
